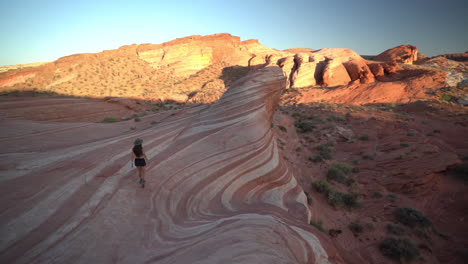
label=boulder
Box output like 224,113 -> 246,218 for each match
375,45 -> 418,64
382,61 -> 404,75
368,63 -> 385,77
322,59 -> 351,87
343,59 -> 375,84
290,54 -> 321,88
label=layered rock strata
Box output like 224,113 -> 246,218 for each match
0,66 -> 342,263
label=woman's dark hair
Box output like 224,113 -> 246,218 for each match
133,144 -> 143,157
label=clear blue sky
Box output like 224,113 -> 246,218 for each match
0,0 -> 467,66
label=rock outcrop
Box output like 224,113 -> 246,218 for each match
0,66 -> 343,263
0,34 -> 284,102
375,45 -> 418,64
282,48 -> 376,88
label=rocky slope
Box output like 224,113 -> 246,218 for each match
0,34 -> 284,102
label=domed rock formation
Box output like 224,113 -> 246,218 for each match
375,45 -> 418,64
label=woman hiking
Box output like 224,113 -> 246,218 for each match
131,138 -> 147,188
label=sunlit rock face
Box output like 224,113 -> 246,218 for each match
284,48 -> 372,88
137,34 -> 281,78
0,66 -> 342,264
375,45 -> 418,64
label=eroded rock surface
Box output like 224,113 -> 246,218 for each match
375,45 -> 418,64
0,66 -> 343,264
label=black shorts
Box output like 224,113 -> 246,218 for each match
135,158 -> 146,167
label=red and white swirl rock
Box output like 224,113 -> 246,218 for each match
0,66 -> 343,263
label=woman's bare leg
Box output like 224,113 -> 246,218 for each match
138,167 -> 145,187
137,167 -> 142,180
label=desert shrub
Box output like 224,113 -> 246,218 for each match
387,224 -> 406,236
327,115 -> 345,122
379,237 -> 419,262
291,112 -> 302,118
312,180 -> 333,194
359,135 -> 370,141
312,180 -> 359,209
395,207 -> 432,228
331,163 -> 352,174
400,143 -> 410,147
315,144 -> 334,160
327,167 -> 347,183
295,120 -> 315,133
309,155 -> 323,163
340,192 -> 359,208
278,125 -> 287,132
362,154 -> 375,160
102,117 -> 119,123
327,163 -> 352,185
352,167 -> 360,173
440,94 -> 453,102
310,219 -> 327,233
134,117 -> 141,122
349,221 -> 365,234
327,191 -> 359,209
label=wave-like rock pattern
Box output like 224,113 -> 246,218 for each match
0,66 -> 340,263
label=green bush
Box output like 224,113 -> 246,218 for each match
315,144 -> 334,160
327,191 -> 359,209
379,237 -> 419,262
327,163 -> 354,185
295,120 -> 315,133
312,180 -> 333,194
310,219 -> 327,233
440,94 -> 453,102
309,155 -> 323,163
395,207 -> 432,228
327,167 -> 347,183
327,115 -> 345,122
102,117 -> 119,123
312,180 -> 359,209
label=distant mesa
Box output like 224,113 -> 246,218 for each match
0,33 -> 463,106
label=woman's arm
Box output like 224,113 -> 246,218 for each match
131,151 -> 135,167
